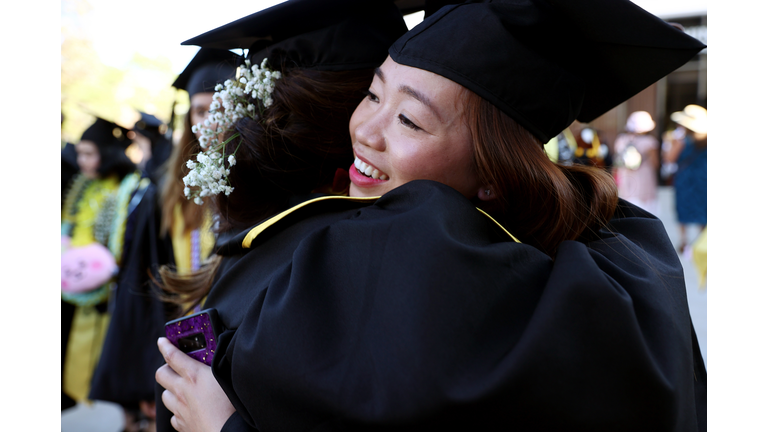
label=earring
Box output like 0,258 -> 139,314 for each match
485,189 -> 491,196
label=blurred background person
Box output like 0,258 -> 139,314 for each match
131,112 -> 173,185
61,116 -> 138,411
543,124 -> 611,171
573,124 -> 612,171
62,113 -> 80,205
88,47 -> 238,432
159,47 -> 240,300
663,104 -> 707,253
612,110 -> 660,215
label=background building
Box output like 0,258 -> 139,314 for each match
586,1 -> 707,152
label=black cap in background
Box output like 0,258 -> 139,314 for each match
133,112 -> 164,135
172,48 -> 241,97
81,117 -> 132,150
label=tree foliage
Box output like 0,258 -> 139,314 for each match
61,0 -> 184,145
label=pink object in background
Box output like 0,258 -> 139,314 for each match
61,237 -> 117,293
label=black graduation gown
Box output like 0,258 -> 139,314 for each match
162,180 -> 706,431
61,142 -> 79,204
89,182 -> 175,407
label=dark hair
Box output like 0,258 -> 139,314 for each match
211,68 -> 374,232
158,67 -> 375,313
464,90 -> 618,258
96,142 -> 136,180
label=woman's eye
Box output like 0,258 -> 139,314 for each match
364,90 -> 379,103
399,114 -> 421,131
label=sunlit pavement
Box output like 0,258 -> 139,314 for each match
61,186 -> 707,430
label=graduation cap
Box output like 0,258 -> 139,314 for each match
181,0 -> 408,73
81,117 -> 132,150
168,48 -> 240,136
389,0 -> 707,143
133,112 -> 165,135
172,48 -> 241,96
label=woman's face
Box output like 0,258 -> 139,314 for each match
190,92 -> 215,138
76,140 -> 100,179
348,56 -> 480,198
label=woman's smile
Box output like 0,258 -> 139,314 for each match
353,155 -> 389,180
347,56 -> 481,198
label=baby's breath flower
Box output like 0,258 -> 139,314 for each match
181,58 -> 281,204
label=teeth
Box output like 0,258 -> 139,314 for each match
354,156 -> 389,180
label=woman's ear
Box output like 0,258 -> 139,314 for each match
476,186 -> 494,201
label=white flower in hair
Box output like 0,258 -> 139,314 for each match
182,58 -> 281,203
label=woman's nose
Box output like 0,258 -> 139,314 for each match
353,109 -> 387,151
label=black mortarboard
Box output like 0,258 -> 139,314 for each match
389,0 -> 706,143
181,0 -> 408,72
172,48 -> 240,96
133,112 -> 164,134
81,117 -> 131,150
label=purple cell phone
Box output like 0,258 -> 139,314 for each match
165,308 -> 223,366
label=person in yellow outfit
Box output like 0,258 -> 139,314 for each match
61,116 -> 138,410
159,48 -> 239,313
87,48 -> 235,432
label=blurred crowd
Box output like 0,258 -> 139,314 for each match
61,47 -> 238,431
545,105 -> 707,281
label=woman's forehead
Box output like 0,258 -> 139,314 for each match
76,140 -> 98,151
379,57 -> 466,119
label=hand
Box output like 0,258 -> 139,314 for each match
156,337 -> 236,432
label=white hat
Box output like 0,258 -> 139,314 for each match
671,104 -> 707,134
625,111 -> 656,134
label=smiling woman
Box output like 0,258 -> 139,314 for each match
152,0 -> 707,431
348,58 -> 479,199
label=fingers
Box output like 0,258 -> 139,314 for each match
170,414 -> 182,431
158,337 -> 202,382
155,362 -> 180,394
161,388 -> 179,416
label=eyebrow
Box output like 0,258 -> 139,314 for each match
374,67 -> 443,122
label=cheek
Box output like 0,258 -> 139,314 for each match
397,137 -> 477,194
389,142 -> 444,181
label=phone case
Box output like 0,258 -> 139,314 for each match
165,308 -> 223,366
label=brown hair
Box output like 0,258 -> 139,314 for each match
157,68 -> 375,313
159,111 -> 209,238
463,90 -> 618,257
